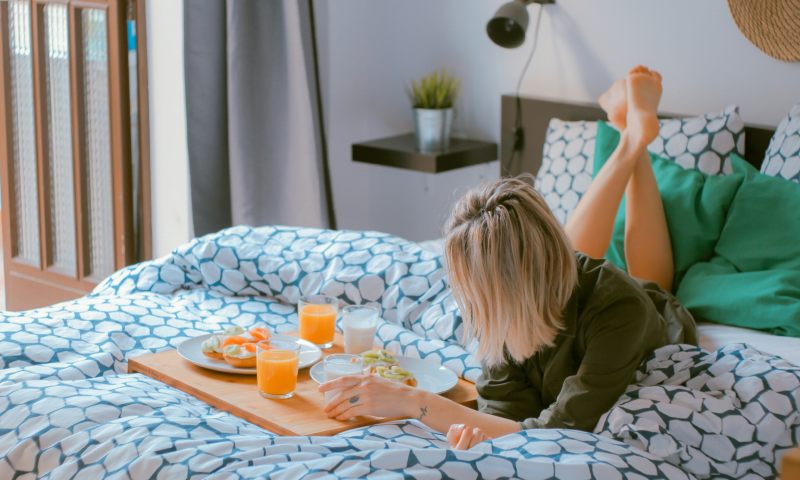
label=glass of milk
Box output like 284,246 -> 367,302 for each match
341,305 -> 379,354
323,354 -> 363,402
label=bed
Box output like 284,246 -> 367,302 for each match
0,98 -> 798,479
498,95 -> 800,368
419,237 -> 800,367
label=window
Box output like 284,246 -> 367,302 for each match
0,0 -> 150,309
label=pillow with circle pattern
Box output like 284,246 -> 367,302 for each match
535,106 -> 745,224
535,120 -> 597,225
760,104 -> 800,184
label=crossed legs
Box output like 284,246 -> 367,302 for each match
565,66 -> 674,292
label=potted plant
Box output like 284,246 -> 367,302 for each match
409,69 -> 460,153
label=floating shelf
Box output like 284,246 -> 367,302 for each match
352,134 -> 498,174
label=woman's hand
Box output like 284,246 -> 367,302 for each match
320,374 -> 422,421
321,374 -> 521,441
447,424 -> 489,450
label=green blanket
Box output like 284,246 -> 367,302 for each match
594,121 -> 800,336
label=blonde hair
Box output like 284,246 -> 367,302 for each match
444,176 -> 578,367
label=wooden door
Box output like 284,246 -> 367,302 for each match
0,0 -> 149,310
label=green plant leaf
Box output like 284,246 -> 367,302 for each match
409,68 -> 460,109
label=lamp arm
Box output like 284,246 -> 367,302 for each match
511,4 -> 544,162
511,6 -> 544,152
515,4 -> 544,95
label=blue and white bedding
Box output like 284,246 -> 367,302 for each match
0,226 -> 798,479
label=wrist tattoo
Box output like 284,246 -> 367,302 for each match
349,395 -> 360,405
418,405 -> 428,420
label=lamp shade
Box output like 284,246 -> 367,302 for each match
486,1 -> 529,48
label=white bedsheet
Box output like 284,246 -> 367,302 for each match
698,322 -> 800,365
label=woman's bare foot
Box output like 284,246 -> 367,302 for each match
598,79 -> 627,130
625,65 -> 662,148
447,424 -> 489,450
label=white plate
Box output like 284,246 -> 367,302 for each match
309,356 -> 458,394
177,334 -> 322,375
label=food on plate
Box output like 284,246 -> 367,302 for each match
360,350 -> 416,387
374,365 -> 417,387
222,335 -> 248,348
220,325 -> 246,337
360,349 -> 398,373
223,343 -> 257,368
201,335 -> 225,360
202,325 -> 268,362
201,325 -> 244,359
249,327 -> 271,342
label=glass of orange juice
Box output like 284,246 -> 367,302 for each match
298,295 -> 338,349
256,339 -> 301,399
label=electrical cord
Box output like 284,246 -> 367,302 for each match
509,4 -> 544,175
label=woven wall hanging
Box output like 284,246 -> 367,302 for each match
728,0 -> 800,62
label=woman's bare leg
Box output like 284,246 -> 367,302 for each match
566,66 -> 674,291
622,68 -> 673,291
565,77 -> 641,258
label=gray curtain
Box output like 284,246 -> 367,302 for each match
184,0 -> 335,236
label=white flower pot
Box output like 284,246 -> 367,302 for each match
413,108 -> 454,153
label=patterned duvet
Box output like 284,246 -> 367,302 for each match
0,226 -> 797,479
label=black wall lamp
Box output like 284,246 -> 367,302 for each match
487,0 -> 554,49
487,0 -> 555,157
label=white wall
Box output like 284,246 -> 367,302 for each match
315,0 -> 800,242
145,0 -> 192,257
146,0 -> 800,251
315,1 -> 500,242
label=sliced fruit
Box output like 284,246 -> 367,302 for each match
249,327 -> 271,342
222,336 -> 247,347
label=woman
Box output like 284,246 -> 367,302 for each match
319,66 -> 697,450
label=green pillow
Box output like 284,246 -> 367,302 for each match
676,155 -> 800,336
677,258 -> 800,336
714,157 -> 800,272
593,121 -> 745,289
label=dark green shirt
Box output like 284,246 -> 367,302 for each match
476,254 -> 697,432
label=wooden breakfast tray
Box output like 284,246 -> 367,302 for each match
128,333 -> 478,436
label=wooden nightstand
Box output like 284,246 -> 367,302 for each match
352,134 -> 497,174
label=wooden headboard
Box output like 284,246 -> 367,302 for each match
500,95 -> 776,177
